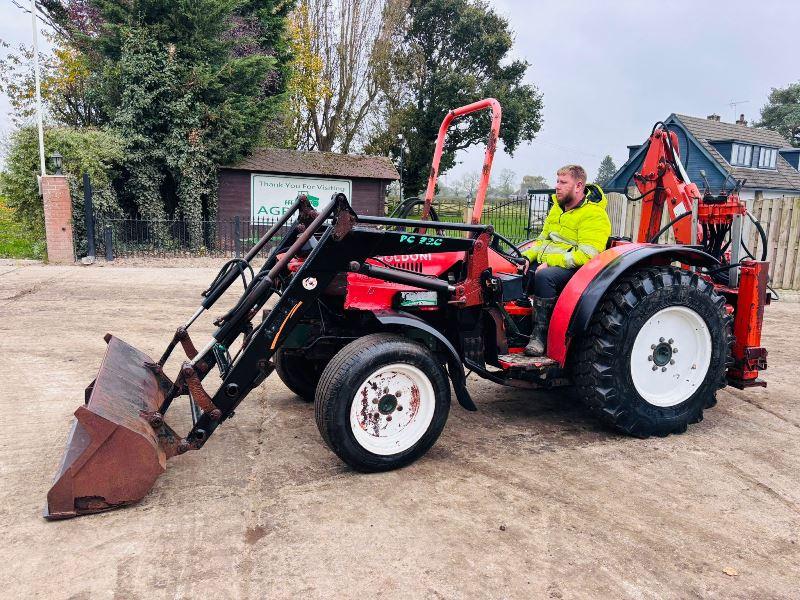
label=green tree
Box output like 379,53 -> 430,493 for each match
595,155 -> 617,186
287,0 -> 402,152
0,126 -> 125,255
519,174 -> 548,194
492,168 -> 516,197
32,0 -> 294,246
0,39 -> 99,127
757,81 -> 800,147
452,171 -> 479,199
367,0 -> 543,196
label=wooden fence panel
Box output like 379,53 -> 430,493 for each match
664,204 -> 676,245
622,199 -> 636,239
750,196 -> 765,259
631,202 -> 642,242
765,198 -> 782,279
606,193 -> 626,236
793,204 -> 800,290
761,198 -> 773,263
780,198 -> 800,289
608,201 -> 680,244
773,199 -> 792,284
606,194 -> 800,290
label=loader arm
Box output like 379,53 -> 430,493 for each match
185,209 -> 481,448
46,193 -> 493,518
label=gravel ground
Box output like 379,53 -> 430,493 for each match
1,262 -> 798,599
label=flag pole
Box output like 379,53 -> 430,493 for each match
30,0 -> 46,178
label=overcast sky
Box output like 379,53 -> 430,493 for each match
0,2 -> 49,123
444,0 -> 799,188
1,0 -> 798,185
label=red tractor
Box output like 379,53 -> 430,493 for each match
46,99 -> 769,519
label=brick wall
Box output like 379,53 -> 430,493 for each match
41,175 -> 75,264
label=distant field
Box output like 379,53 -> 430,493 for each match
0,197 -> 45,259
385,195 -> 540,244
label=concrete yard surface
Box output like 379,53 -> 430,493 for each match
0,263 -> 798,599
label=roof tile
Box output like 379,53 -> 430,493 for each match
673,114 -> 800,191
223,148 -> 399,180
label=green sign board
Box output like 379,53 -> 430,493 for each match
251,174 -> 352,219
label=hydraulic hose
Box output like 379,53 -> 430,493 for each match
201,197 -> 303,310
647,210 -> 692,244
745,210 -> 768,262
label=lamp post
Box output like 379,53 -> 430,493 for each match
49,151 -> 63,175
397,133 -> 405,203
30,0 -> 46,179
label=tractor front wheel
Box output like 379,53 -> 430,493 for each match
315,333 -> 451,472
274,349 -> 325,401
574,266 -> 733,437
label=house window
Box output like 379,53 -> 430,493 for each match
757,147 -> 777,169
731,143 -> 752,166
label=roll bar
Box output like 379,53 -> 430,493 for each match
420,98 -> 502,225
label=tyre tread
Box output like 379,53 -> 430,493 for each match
573,265 -> 733,438
315,333 -> 450,472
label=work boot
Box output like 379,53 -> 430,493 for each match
524,296 -> 557,356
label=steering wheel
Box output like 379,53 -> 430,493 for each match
489,231 -> 527,266
390,197 -> 446,236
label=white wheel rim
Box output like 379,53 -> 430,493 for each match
349,363 -> 436,456
630,306 -> 712,408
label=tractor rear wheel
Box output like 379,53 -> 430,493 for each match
315,333 -> 451,472
574,266 -> 733,438
274,349 -> 324,401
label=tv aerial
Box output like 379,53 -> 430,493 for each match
728,100 -> 750,121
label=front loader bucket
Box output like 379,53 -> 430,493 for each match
45,335 -> 175,519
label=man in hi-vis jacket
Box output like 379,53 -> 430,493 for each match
522,165 -> 611,356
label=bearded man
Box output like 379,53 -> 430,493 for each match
521,165 -> 611,356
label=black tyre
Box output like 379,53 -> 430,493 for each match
274,349 -> 325,401
315,333 -> 451,472
574,266 -> 733,438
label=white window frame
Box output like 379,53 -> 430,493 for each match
731,143 -> 753,167
757,147 -> 777,169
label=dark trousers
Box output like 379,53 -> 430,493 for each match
526,263 -> 577,298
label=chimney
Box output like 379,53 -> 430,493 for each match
707,113 -> 721,121
736,113 -> 748,126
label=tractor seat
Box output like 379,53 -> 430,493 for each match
606,235 -> 631,249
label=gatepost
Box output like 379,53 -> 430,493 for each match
41,175 -> 75,264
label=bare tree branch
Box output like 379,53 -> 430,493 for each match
290,0 -> 402,152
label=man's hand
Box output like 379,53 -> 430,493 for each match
536,262 -> 548,272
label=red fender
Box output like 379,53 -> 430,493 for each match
546,244 -> 645,365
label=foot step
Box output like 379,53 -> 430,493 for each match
497,353 -> 558,370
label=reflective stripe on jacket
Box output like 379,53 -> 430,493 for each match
522,184 -> 612,269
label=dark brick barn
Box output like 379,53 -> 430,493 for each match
218,148 -> 399,222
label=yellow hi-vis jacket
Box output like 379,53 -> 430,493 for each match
522,184 -> 612,269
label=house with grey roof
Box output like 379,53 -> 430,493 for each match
606,113 -> 800,201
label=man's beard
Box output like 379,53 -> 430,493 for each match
557,191 -> 575,209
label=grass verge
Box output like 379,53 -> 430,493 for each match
0,197 -> 45,259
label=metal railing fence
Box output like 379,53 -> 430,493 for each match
90,191 -> 554,259
92,215 -> 290,259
